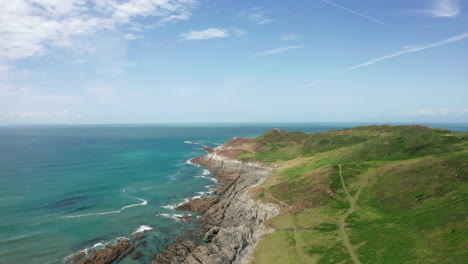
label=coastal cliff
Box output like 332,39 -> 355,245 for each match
68,125 -> 468,264
152,148 -> 280,264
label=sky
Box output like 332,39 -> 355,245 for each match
0,0 -> 467,124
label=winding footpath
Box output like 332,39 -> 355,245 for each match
338,164 -> 363,264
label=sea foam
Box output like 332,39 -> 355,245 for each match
186,158 -> 200,167
132,225 -> 153,234
184,141 -> 199,145
61,198 -> 148,219
159,213 -> 192,223
160,198 -> 189,210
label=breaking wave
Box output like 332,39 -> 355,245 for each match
61,198 -> 148,219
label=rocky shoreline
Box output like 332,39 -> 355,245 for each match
152,147 -> 280,264
68,141 -> 279,264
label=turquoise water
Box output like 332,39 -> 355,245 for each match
0,123 -> 466,264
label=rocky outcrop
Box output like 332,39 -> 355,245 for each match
176,196 -> 220,215
132,252 -> 142,259
66,233 -> 147,264
153,150 -> 280,264
75,239 -> 130,264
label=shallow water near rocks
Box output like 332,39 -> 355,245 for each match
0,123 -> 466,263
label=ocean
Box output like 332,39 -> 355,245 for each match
0,123 -> 466,264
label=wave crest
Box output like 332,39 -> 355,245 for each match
61,198 -> 148,219
132,225 -> 153,234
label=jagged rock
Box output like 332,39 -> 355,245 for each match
176,196 -> 220,215
126,246 -> 135,255
133,233 -> 147,240
132,252 -> 142,259
75,239 -> 131,264
183,229 -> 199,238
153,151 -> 280,264
65,251 -> 85,263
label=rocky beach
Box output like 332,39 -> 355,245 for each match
70,139 -> 280,264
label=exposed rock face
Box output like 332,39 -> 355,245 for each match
153,151 -> 280,264
76,239 -> 130,264
132,252 -> 142,259
67,232 -> 147,264
176,196 -> 220,215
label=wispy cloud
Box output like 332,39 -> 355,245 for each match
0,64 -> 14,79
0,0 -> 198,62
232,27 -> 248,37
406,108 -> 468,118
6,109 -> 74,121
319,0 -> 411,36
414,108 -> 451,116
179,28 -> 230,40
254,46 -> 305,57
0,85 -> 82,104
123,33 -> 142,40
178,28 -> 246,41
281,33 -> 303,41
239,7 -> 272,25
424,0 -> 460,18
302,31 -> 468,88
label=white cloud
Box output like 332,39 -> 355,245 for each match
281,34 -> 303,41
424,0 -> 460,18
253,46 -> 305,57
178,27 -> 247,41
232,27 -> 248,37
0,0 -> 198,62
239,7 -> 272,25
179,28 -> 230,40
123,33 -> 142,40
0,64 -> 14,79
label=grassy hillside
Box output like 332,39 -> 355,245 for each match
235,125 -> 467,264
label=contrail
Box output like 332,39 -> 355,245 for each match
319,0 -> 411,36
334,31 -> 468,75
301,31 -> 468,88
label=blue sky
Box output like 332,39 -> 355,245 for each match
0,0 -> 467,124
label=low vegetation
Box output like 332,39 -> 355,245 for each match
232,125 -> 467,264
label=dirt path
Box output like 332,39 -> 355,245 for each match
265,193 -> 313,263
265,193 -> 293,211
338,164 -> 363,264
264,164 -> 367,264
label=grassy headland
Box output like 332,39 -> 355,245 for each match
226,125 -> 467,264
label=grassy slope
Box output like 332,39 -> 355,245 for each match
240,125 -> 468,264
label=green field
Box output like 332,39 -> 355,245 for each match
239,125 -> 467,264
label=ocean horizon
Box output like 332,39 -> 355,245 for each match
1,123 -> 466,263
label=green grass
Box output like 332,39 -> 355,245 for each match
250,125 -> 468,264
238,141 -> 303,162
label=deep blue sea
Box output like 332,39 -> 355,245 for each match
0,123 -> 466,264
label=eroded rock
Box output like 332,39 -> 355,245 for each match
153,151 -> 280,264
